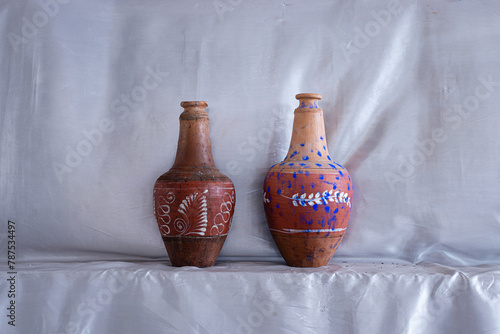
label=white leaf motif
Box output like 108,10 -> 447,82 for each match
278,188 -> 351,208
175,190 -> 209,236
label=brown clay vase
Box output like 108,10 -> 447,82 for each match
153,101 -> 235,267
263,93 -> 353,267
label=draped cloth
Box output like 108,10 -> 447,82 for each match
1,1 -> 500,333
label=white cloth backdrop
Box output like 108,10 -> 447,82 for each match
1,0 -> 500,333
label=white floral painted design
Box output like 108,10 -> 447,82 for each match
283,190 -> 351,208
174,189 -> 209,236
212,191 -> 235,234
156,191 -> 175,235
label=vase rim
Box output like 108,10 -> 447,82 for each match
181,101 -> 208,109
295,93 -> 322,101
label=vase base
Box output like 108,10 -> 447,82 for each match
270,232 -> 344,267
162,235 -> 227,268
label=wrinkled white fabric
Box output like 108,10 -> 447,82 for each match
1,0 -> 500,332
5,261 -> 500,334
2,0 -> 500,265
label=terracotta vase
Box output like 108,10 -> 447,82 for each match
153,101 -> 235,267
263,93 -> 353,267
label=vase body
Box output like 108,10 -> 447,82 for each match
263,94 -> 353,267
153,101 -> 235,267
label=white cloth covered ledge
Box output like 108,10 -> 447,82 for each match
10,261 -> 500,334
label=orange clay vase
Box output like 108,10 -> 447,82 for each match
153,101 -> 235,267
263,93 -> 353,267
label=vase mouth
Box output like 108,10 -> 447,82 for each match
295,93 -> 322,101
181,101 -> 208,109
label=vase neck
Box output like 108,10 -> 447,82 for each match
285,94 -> 331,162
172,101 -> 216,169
